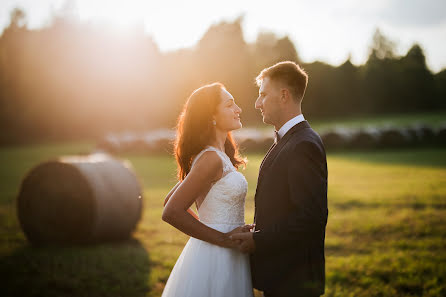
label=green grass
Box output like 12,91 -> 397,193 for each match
1,140 -> 445,296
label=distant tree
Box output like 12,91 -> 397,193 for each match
361,29 -> 400,113
9,7 -> 27,29
334,58 -> 361,115
0,8 -> 29,144
274,36 -> 300,63
0,14 -> 444,145
195,17 -> 257,123
302,61 -> 337,117
369,28 -> 396,60
253,31 -> 300,69
434,69 -> 446,108
399,44 -> 436,111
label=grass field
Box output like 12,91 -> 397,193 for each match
1,140 -> 445,297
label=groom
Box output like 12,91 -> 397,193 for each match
231,61 -> 328,297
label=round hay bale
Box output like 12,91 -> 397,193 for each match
232,129 -> 260,151
350,128 -> 380,149
408,124 -> 436,145
321,128 -> 352,150
141,129 -> 176,154
405,126 -> 423,146
436,124 -> 446,146
150,137 -> 173,154
259,136 -> 275,151
131,137 -> 152,153
418,125 -> 436,144
378,128 -> 411,148
96,134 -> 121,154
119,132 -> 139,153
238,138 -> 259,152
17,153 -> 143,246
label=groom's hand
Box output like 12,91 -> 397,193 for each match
230,232 -> 256,253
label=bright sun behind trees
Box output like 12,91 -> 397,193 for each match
0,8 -> 445,145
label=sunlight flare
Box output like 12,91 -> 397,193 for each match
75,0 -> 147,30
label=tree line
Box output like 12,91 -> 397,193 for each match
0,8 -> 445,145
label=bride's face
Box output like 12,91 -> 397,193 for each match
214,88 -> 242,132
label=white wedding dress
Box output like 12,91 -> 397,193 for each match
161,146 -> 254,297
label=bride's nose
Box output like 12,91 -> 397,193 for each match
235,105 -> 242,114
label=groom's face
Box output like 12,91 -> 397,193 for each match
255,77 -> 281,126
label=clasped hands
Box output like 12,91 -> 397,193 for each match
220,224 -> 256,253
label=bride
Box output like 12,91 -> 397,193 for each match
161,82 -> 254,297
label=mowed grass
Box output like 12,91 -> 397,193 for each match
0,141 -> 445,297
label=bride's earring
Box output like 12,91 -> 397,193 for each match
212,120 -> 216,126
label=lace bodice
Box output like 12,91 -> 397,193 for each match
191,146 -> 248,225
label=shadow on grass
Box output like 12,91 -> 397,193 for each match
0,237 -> 151,297
328,147 -> 446,168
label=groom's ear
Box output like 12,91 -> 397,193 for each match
280,88 -> 290,103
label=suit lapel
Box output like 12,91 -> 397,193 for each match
259,142 -> 276,172
257,121 -> 310,183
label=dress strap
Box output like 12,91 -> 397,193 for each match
191,146 -> 234,175
191,147 -> 211,168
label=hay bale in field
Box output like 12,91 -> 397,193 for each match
378,127 -> 412,148
237,137 -> 269,152
119,132 -> 140,152
141,129 -> 175,154
436,124 -> 446,146
350,128 -> 381,149
406,124 -> 436,145
321,128 -> 352,150
418,125 -> 436,142
259,136 -> 275,151
238,138 -> 259,152
406,127 -> 422,146
233,128 -> 273,152
96,134 -> 121,153
151,137 -> 174,153
17,153 -> 143,246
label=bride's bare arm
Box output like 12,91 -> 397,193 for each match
164,181 -> 181,206
164,181 -> 199,220
162,151 -> 237,248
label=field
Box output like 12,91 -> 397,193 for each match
1,138 -> 445,296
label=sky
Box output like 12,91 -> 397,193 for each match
1,0 -> 446,72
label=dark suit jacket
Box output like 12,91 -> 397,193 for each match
250,120 -> 328,296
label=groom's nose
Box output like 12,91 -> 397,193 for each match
255,97 -> 262,109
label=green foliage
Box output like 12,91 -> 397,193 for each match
434,69 -> 446,108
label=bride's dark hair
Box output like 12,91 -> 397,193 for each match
174,82 -> 245,181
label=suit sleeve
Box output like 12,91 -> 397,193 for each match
253,140 -> 328,253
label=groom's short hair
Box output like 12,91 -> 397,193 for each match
256,61 -> 308,103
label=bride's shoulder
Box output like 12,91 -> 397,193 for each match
193,149 -> 219,163
190,149 -> 223,178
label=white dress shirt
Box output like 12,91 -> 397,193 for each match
276,114 -> 306,139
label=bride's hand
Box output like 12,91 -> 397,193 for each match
217,234 -> 241,249
227,224 -> 255,236
218,225 -> 255,248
